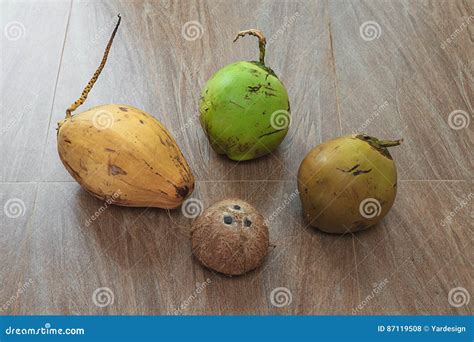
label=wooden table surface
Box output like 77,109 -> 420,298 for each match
1,0 -> 472,315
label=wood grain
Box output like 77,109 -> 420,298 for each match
0,183 -> 37,314
1,0 -> 472,315
351,180 -> 473,315
327,0 -> 473,180
0,0 -> 71,181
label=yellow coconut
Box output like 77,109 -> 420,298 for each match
57,15 -> 194,208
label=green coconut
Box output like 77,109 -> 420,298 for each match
199,29 -> 290,161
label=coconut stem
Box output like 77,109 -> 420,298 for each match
233,29 -> 267,66
378,139 -> 403,147
65,14 -> 122,118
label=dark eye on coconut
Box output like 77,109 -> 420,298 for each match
233,205 -> 241,210
223,215 -> 233,224
244,218 -> 252,227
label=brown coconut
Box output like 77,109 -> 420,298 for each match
191,199 -> 269,276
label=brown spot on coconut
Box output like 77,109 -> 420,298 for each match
191,199 -> 269,276
108,164 -> 127,176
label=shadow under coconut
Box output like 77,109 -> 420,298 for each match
195,261 -> 271,313
75,188 -> 190,272
211,146 -> 286,180
214,145 -> 286,164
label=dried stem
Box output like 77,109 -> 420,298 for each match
65,14 -> 122,118
233,29 -> 267,66
378,139 -> 403,147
